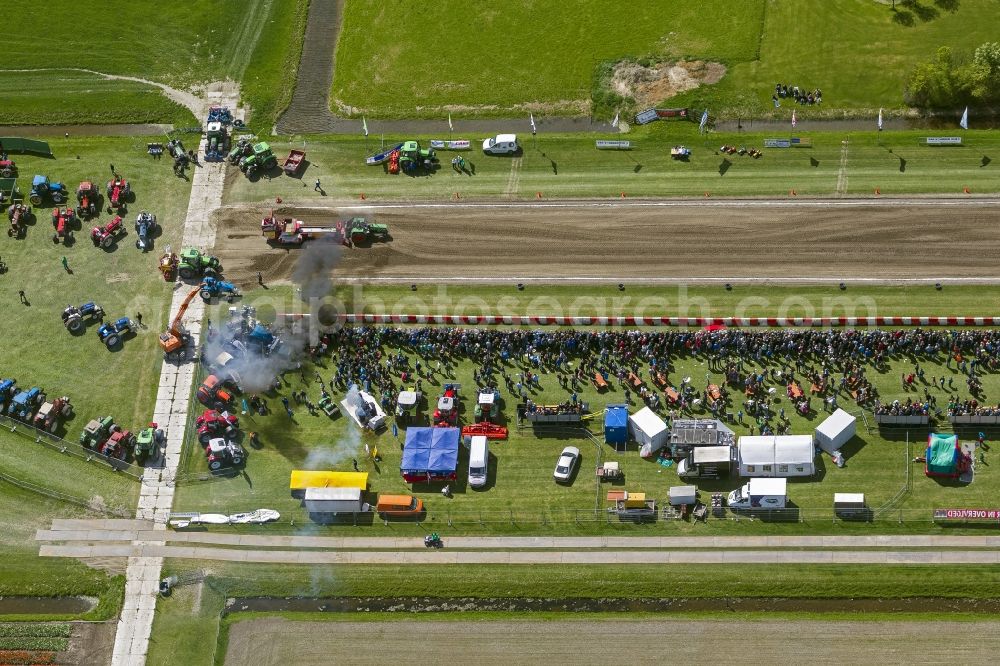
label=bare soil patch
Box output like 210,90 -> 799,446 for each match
58,621 -> 116,666
225,617 -> 1000,666
611,60 -> 726,107
212,203 -> 1000,286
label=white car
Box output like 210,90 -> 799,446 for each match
553,446 -> 580,483
482,133 -> 519,155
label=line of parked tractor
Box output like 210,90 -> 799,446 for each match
3,160 -> 161,250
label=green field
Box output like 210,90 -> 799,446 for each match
223,127 -> 1000,203
332,0 -> 1000,119
0,0 -> 306,128
333,0 -> 764,118
147,559 -> 1000,665
1,138 -> 192,434
345,284 -> 1000,319
0,482 -> 125,620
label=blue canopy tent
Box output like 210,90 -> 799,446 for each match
401,427 -> 460,483
604,404 -> 628,449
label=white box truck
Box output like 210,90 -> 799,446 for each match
677,445 -> 732,478
304,487 -> 365,514
727,478 -> 787,510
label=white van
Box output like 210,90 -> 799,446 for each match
468,435 -> 489,488
482,134 -> 519,155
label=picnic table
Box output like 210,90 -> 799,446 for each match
654,371 -> 669,388
810,382 -> 824,395
593,373 -> 609,391
627,371 -> 643,389
707,384 -> 722,402
665,387 -> 680,404
788,382 -> 804,400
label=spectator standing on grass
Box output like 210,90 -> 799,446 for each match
110,163 -> 116,175
18,290 -> 27,305
314,178 -> 321,192
136,312 -> 143,327
61,256 -> 69,272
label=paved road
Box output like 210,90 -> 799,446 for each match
38,522 -> 1000,565
110,86 -> 238,666
36,524 -> 1000,550
38,543 -> 1000,565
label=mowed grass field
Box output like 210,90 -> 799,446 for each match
332,0 -> 1000,118
0,482 -> 126,619
223,127 -> 1000,202
172,285 -> 1000,534
0,138 -> 191,437
347,284 -> 1000,319
333,0 -> 765,117
0,0 -> 307,128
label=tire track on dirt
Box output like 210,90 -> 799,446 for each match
211,202 -> 1000,285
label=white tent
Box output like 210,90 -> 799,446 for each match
815,409 -> 856,454
738,435 -> 815,477
630,407 -> 668,456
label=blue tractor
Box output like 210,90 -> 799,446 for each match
200,277 -> 241,303
28,175 -> 67,206
134,211 -> 158,251
97,317 -> 135,349
0,378 -> 17,411
62,301 -> 105,333
7,386 -> 46,421
248,323 -> 280,354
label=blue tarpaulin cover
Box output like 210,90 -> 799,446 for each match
401,427 -> 460,475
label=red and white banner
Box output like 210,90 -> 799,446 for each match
276,314 -> 1000,328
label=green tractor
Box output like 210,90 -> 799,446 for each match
178,247 -> 221,280
228,136 -> 253,165
134,424 -> 164,464
239,142 -> 278,177
80,415 -> 115,449
348,217 -> 389,246
399,141 -> 437,173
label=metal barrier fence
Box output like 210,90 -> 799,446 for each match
0,413 -> 144,480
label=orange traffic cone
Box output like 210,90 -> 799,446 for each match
874,187 -> 880,195
963,186 -> 971,194
704,191 -> 710,198
536,191 -> 542,199
790,189 -> 797,196
620,191 -> 627,198
453,192 -> 461,200
276,196 -> 282,204
359,192 -> 366,200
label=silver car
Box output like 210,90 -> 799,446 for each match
553,446 -> 580,483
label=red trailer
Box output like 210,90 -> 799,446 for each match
282,149 -> 306,176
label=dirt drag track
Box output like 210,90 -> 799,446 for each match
225,617 -> 1000,665
212,202 -> 1000,286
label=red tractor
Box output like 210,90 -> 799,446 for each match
106,174 -> 131,212
195,409 -> 239,445
75,181 -> 99,219
7,203 -> 31,238
91,215 -> 126,248
0,157 -> 15,178
50,207 -> 75,243
433,383 -> 460,427
99,428 -> 135,460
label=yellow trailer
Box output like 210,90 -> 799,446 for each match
290,470 -> 368,498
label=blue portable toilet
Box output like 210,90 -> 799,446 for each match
604,404 -> 628,449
